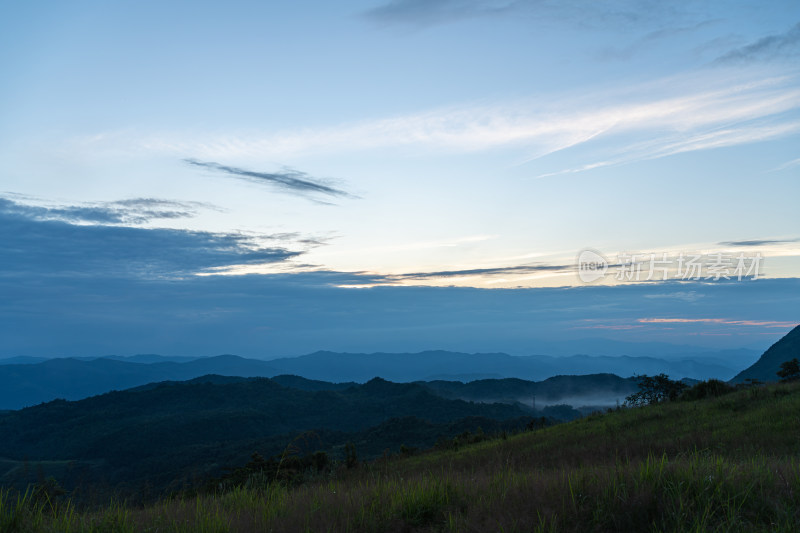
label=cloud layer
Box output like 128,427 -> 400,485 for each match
0,197 -> 300,278
2,193 -> 797,357
1,270 -> 797,357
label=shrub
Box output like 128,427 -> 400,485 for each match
311,451 -> 329,472
681,379 -> 735,401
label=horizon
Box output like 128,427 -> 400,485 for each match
0,338 -> 776,361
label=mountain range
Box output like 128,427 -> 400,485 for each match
0,349 -> 751,409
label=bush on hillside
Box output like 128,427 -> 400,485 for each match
681,379 -> 736,401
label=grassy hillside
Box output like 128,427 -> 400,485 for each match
4,380 -> 800,532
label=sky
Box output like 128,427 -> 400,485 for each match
1,0 -> 798,358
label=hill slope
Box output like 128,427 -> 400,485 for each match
0,376 -> 529,496
6,378 -> 800,531
731,324 -> 800,383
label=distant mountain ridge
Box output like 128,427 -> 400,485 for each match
0,354 -> 204,365
0,351 -> 748,409
265,349 -> 744,383
731,325 -> 800,383
0,356 -> 277,409
0,349 -> 748,409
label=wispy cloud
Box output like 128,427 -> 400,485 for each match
716,22 -> 800,63
572,324 -> 646,330
383,263 -> 572,282
718,238 -> 800,247
643,291 -> 705,302
363,0 -> 515,27
363,0 -> 683,30
184,159 -> 356,201
0,196 -> 211,225
597,20 -> 716,62
532,78 -> 800,176
73,71 -> 800,178
638,318 -> 798,328
772,157 -> 800,172
537,121 -> 800,178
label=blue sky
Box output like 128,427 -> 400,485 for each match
0,1 -> 798,357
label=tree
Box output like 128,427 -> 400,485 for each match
777,358 -> 800,382
625,374 -> 687,406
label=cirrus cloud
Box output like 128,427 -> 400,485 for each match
184,159 -> 357,202
74,70 -> 800,181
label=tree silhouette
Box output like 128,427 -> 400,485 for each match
777,358 -> 800,382
625,374 -> 687,406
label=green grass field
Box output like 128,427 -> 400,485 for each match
3,381 -> 800,532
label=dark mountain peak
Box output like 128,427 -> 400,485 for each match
270,374 -> 354,391
781,324 -> 800,341
357,377 -> 427,395
143,374 -> 252,390
732,325 -> 800,383
361,377 -> 394,389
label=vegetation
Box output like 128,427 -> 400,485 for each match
0,377 -> 536,502
2,379 -> 800,531
777,358 -> 800,382
624,373 -> 687,406
680,378 -> 735,401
